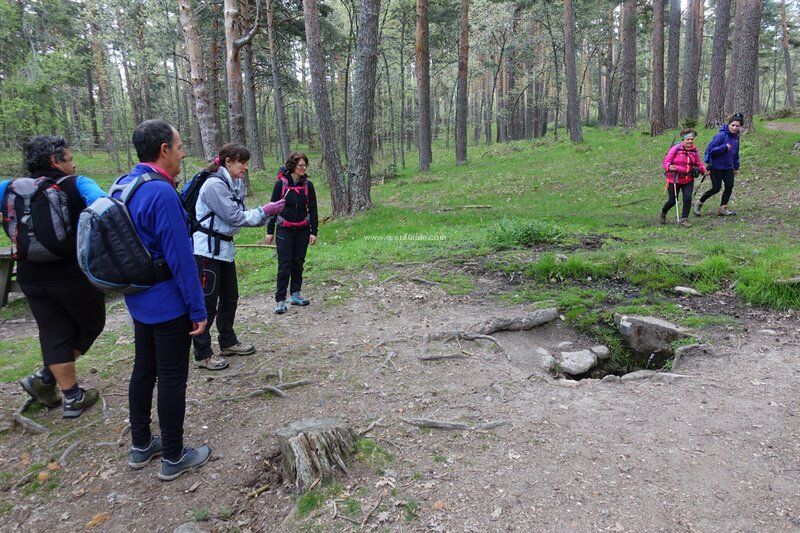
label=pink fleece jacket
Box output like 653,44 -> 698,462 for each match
663,143 -> 707,184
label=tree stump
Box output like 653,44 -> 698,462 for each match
276,417 -> 357,494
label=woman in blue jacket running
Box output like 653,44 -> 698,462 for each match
694,113 -> 743,217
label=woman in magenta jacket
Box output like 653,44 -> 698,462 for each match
660,128 -> 708,227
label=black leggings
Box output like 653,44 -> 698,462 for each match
275,227 -> 310,302
661,181 -> 694,219
699,168 -> 735,206
192,256 -> 239,360
129,314 -> 192,461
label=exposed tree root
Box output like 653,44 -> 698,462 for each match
400,417 -> 509,432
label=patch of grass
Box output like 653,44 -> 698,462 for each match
191,507 -> 212,522
297,490 -> 325,517
487,218 -> 564,250
410,471 -> 423,481
427,272 -> 475,296
340,497 -> 361,518
0,337 -> 41,382
432,450 -> 446,463
526,253 -> 615,283
0,501 -> 12,515
355,438 -> 394,470
403,499 -> 419,522
680,314 -> 738,328
671,336 -> 701,350
217,506 -> 234,520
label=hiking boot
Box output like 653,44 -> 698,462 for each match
157,445 -> 212,481
679,218 -> 692,228
290,292 -> 310,306
63,388 -> 99,418
220,342 -> 256,356
275,300 -> 287,314
693,201 -> 703,217
129,436 -> 163,469
658,211 -> 667,225
718,208 -> 736,216
195,355 -> 229,371
19,368 -> 61,408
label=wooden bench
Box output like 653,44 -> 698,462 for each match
0,246 -> 20,307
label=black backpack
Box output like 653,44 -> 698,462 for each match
179,169 -> 234,254
76,173 -> 173,294
1,176 -> 74,262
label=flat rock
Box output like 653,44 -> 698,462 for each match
651,372 -> 691,384
672,344 -> 721,372
557,341 -> 574,349
674,286 -> 701,296
621,370 -> 656,381
614,314 -> 689,357
601,375 -> 622,384
174,523 -> 213,533
590,345 -> 610,360
758,329 -> 778,336
533,347 -> 556,372
559,349 -> 597,375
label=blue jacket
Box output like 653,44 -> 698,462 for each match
113,164 -> 206,325
706,125 -> 740,171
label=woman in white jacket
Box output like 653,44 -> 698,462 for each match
192,144 -> 284,370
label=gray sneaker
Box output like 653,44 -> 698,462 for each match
220,342 -> 256,356
693,201 -> 703,217
195,355 -> 229,370
129,436 -> 163,469
19,368 -> 61,408
63,388 -> 99,418
718,208 -> 736,216
275,300 -> 287,314
157,445 -> 212,481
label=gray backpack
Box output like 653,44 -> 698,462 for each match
77,173 -> 172,294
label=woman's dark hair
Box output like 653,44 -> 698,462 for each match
729,113 -> 744,125
207,143 -> 250,172
680,128 -> 698,139
132,120 -> 174,162
24,135 -> 70,173
284,152 -> 309,175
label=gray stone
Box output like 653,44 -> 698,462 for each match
557,341 -> 574,349
174,523 -> 213,533
651,372 -> 691,384
674,286 -> 701,296
759,329 -> 778,336
614,314 -> 690,358
601,375 -> 622,384
589,345 -> 610,360
533,347 -> 556,372
559,350 -> 597,375
469,308 -> 559,335
620,370 -> 657,381
672,344 -> 721,372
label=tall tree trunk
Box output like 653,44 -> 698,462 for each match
781,0 -> 796,108
267,0 -> 291,161
733,0 -> 763,131
679,0 -> 704,121
179,0 -> 220,161
621,0 -> 637,129
303,0 -> 348,215
398,11 -> 407,168
241,0 -> 264,171
725,0 -> 746,115
665,0 -> 681,128
86,68 -> 100,149
348,0 -> 381,213
564,0 -> 583,142
650,0 -> 665,135
455,0 -> 469,164
705,0 -> 733,128
89,0 -> 119,170
210,4 -> 224,147
224,0 -> 246,145
134,5 -> 153,120
416,0 -> 432,171
116,7 -> 141,126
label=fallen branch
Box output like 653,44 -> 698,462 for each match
358,418 -> 386,436
12,397 -> 47,435
361,494 -> 383,529
417,353 -> 467,361
332,500 -> 360,525
400,417 -> 470,431
58,439 -> 83,466
277,379 -> 316,391
11,471 -> 37,491
246,484 -> 270,499
219,385 -> 288,401
474,420 -> 509,431
460,205 -> 492,209
47,419 -> 100,448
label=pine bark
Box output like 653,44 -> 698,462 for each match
781,0 -> 796,108
733,0 -> 763,130
705,0 -> 733,128
665,0 -> 681,128
454,0 -> 469,163
347,0 -> 381,213
416,0 -> 432,171
210,4 -> 224,148
564,0 -> 583,142
679,0 -> 704,121
240,0 -> 263,171
650,0 -> 666,135
621,0 -> 637,129
179,0 -> 220,161
303,0 -> 348,215
224,0 -> 246,145
267,0 -> 291,161
89,0 -> 118,169
725,0 -> 746,115
86,68 -> 100,149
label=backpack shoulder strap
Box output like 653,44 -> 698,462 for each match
118,172 -> 172,205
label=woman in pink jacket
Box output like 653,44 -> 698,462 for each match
660,128 -> 708,227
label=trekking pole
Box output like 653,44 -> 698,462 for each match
674,180 -> 680,224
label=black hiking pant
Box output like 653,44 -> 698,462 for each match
129,314 -> 191,461
192,256 -> 239,360
699,168 -> 735,206
275,226 -> 310,302
662,181 -> 694,219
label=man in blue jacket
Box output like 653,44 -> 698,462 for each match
117,120 -> 211,481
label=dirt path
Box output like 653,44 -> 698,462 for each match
1,272 -> 800,532
763,120 -> 800,133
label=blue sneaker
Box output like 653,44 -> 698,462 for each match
128,436 -> 163,469
157,445 -> 212,481
290,292 -> 310,306
275,300 -> 287,314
